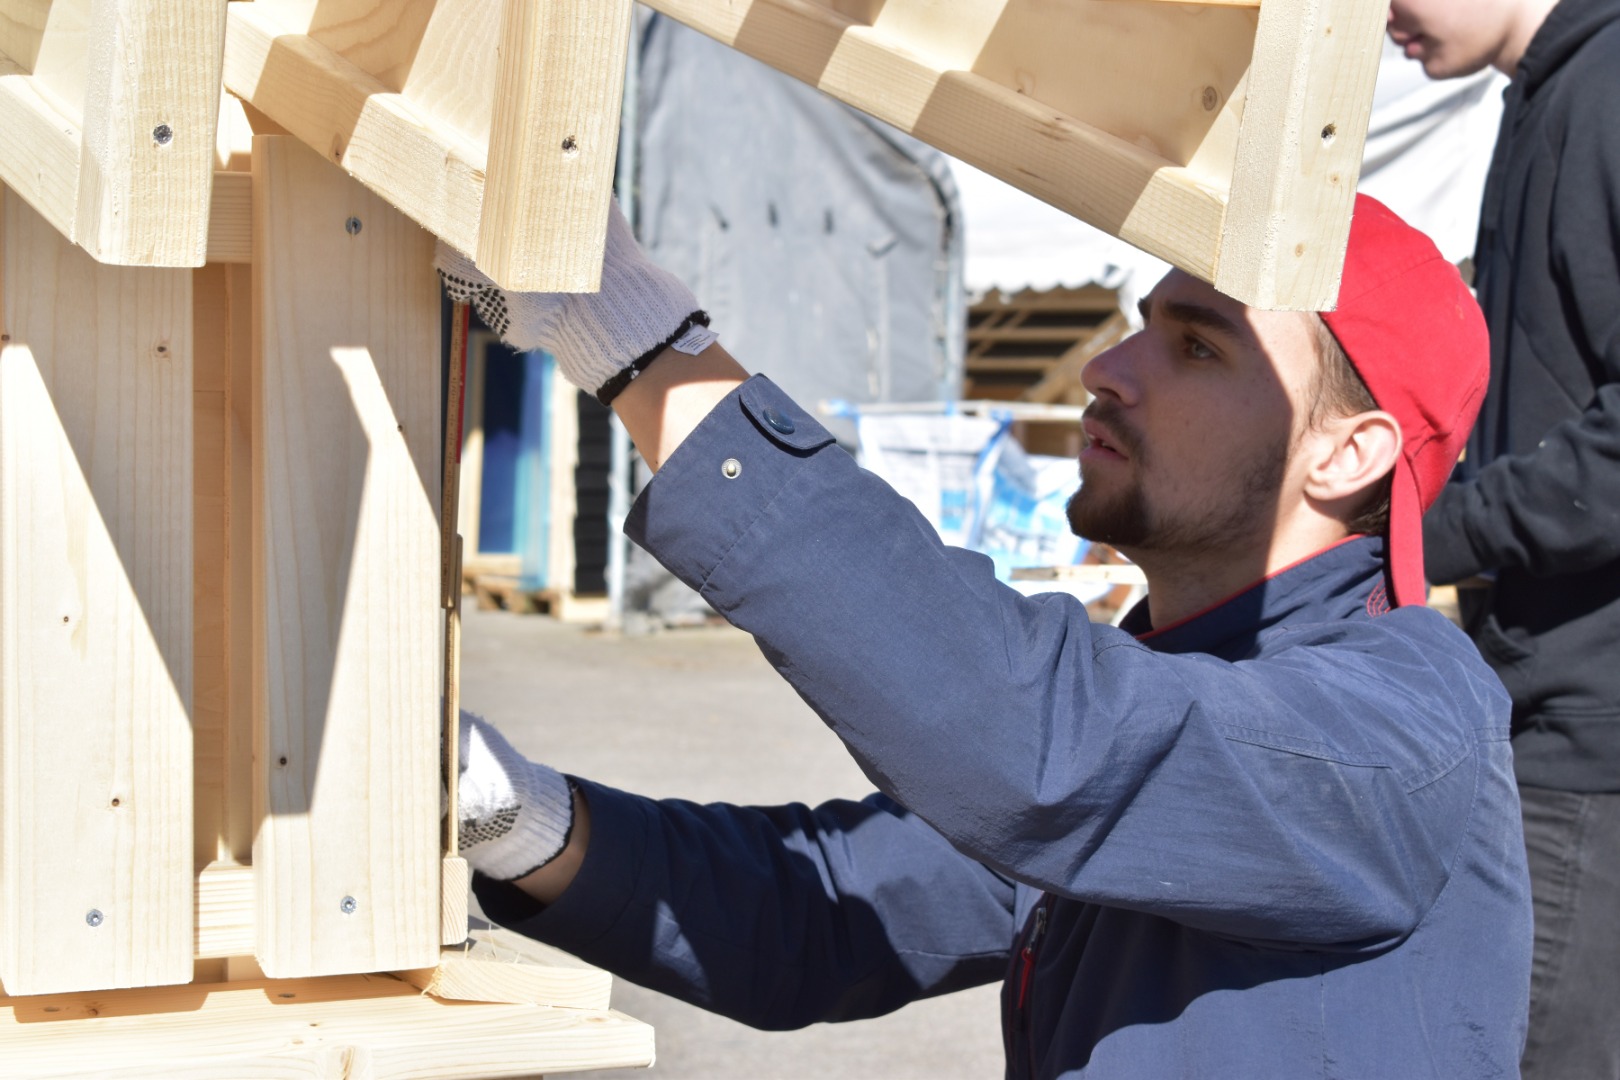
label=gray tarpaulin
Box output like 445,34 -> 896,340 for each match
625,14 -> 965,623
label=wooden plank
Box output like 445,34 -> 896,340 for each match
194,861 -> 254,960
226,0 -> 629,291
72,0 -> 227,266
193,262 -> 231,868
441,854 -> 470,947
0,56 -> 81,242
646,0 -> 1241,282
474,0 -> 631,291
546,369 -> 581,600
251,135 -> 441,978
205,171 -> 252,264
193,260 -> 255,870
0,974 -> 656,1078
0,184 -> 193,995
223,2 -> 488,266
399,927 -> 613,1008
1216,0 -> 1386,309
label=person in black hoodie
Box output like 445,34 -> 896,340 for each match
1389,0 -> 1620,1074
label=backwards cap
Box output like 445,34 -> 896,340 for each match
1320,194 -> 1488,609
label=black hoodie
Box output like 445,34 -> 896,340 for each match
1423,0 -> 1620,791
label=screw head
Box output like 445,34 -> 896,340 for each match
152,124 -> 173,146
344,216 -> 363,236
86,909 -> 104,927
340,896 -> 357,914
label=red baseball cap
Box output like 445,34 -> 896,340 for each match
1320,194 -> 1489,609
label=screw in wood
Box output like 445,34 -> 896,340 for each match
561,135 -> 579,154
1320,123 -> 1337,145
86,909 -> 104,927
152,124 -> 173,146
345,216 -> 363,236
1201,86 -> 1218,112
340,896 -> 358,914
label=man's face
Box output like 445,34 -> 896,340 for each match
1067,271 -> 1317,562
1386,0 -> 1516,78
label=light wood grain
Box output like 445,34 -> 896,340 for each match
1216,0 -> 1386,309
0,973 -> 655,1078
474,0 -> 631,291
194,861 -> 254,960
399,927 -> 613,1008
0,55 -> 81,241
0,184 -> 193,995
72,0 -> 226,266
250,135 -> 441,978
205,171 -> 253,264
223,1 -> 488,265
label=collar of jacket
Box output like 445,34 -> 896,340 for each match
1516,0 -> 1620,96
1116,534 -> 1391,660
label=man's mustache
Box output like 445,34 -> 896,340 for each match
1081,399 -> 1144,461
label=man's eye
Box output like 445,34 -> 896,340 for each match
1184,336 -> 1216,360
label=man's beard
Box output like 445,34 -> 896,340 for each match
1066,401 -> 1288,556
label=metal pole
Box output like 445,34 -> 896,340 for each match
605,13 -> 641,632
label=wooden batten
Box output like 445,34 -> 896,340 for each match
223,0 -> 633,292
0,185 -> 194,995
0,975 -> 656,1079
0,0 -> 225,267
250,135 -> 441,978
1215,0 -> 1386,309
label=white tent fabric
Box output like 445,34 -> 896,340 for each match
951,40 -> 1508,308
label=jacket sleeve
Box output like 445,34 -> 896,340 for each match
1422,85 -> 1620,582
628,378 -> 1507,950
473,781 -> 1016,1030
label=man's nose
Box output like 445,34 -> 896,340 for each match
1081,335 -> 1142,405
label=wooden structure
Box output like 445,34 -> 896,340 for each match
0,0 -> 1387,1074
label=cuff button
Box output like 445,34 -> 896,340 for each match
721,458 -> 742,479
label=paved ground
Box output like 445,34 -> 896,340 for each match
460,606 -> 1004,1080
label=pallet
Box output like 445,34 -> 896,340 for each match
472,574 -> 611,625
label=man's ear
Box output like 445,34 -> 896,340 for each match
1301,410 -> 1402,507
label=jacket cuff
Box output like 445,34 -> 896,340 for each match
471,778 -> 651,947
626,375 -> 837,592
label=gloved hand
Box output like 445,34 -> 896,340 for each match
435,202 -> 718,406
457,711 -> 576,882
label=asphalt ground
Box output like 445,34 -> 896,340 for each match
459,606 -> 1004,1079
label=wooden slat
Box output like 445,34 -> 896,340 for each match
1216,0 -> 1386,309
191,260 -> 254,869
0,184 -> 193,995
0,974 -> 655,1078
647,0 -> 1241,283
399,927 -> 614,1008
474,0 -> 632,291
72,0 -> 226,266
194,861 -> 254,960
223,2 -> 488,265
0,55 -> 81,241
205,171 -> 252,264
251,135 -> 440,978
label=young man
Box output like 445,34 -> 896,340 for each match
440,195 -> 1531,1077
1389,0 -> 1620,1073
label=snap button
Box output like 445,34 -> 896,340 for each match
721,458 -> 742,479
762,408 -> 796,435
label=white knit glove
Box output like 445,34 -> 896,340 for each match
435,202 -> 718,405
457,711 -> 576,882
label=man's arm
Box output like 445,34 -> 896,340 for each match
481,782 -> 1016,1030
1423,73 -> 1620,582
608,341 -> 747,473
